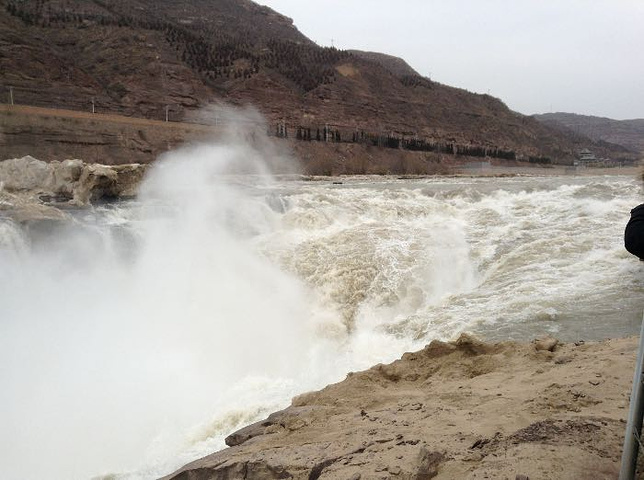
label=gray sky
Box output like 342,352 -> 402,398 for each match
257,0 -> 644,120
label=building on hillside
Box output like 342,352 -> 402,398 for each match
574,148 -> 597,167
578,148 -> 597,162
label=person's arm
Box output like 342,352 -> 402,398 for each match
625,204 -> 644,260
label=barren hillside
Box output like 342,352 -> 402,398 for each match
0,0 -> 634,164
534,112 -> 644,154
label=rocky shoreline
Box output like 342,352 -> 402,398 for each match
0,156 -> 146,229
163,334 -> 636,480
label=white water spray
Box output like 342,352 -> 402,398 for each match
0,114 -> 343,479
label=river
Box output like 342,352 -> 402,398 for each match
1,146 -> 643,479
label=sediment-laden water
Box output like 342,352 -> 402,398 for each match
1,146 -> 643,479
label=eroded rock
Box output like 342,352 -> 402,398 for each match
0,156 -> 51,191
0,190 -> 71,228
0,156 -> 147,207
48,159 -> 84,200
225,406 -> 316,447
74,163 -> 120,204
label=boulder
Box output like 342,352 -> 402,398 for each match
111,163 -> 147,198
534,335 -> 559,352
0,190 -> 72,235
73,163 -> 120,204
8,202 -> 70,226
72,162 -> 147,203
0,156 -> 147,206
0,156 -> 52,191
48,159 -> 84,199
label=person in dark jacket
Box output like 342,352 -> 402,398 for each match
625,204 -> 644,260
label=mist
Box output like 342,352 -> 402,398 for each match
0,107 -> 340,479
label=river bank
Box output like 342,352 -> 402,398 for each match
164,334 -> 638,480
454,165 -> 640,178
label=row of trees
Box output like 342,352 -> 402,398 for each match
455,144 -> 517,160
528,156 -> 552,164
292,126 -> 342,142
278,123 -> 520,160
400,75 -> 433,89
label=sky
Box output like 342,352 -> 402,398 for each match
257,0 -> 644,120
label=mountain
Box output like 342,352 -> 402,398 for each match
533,112 -> 644,154
0,0 -> 635,166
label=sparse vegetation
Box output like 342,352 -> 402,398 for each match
400,75 -> 433,89
5,0 -> 349,92
528,156 -> 552,164
284,122 -> 518,162
2,0 -> 633,166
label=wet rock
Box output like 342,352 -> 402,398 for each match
0,190 -> 71,229
225,406 -> 316,447
73,162 -> 146,203
9,202 -> 70,226
225,418 -> 276,448
74,164 -> 120,203
111,163 -> 147,198
167,458 -> 295,480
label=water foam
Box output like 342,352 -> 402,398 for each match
1,165 -> 643,479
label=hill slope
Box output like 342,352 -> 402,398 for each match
347,50 -> 421,77
534,112 -> 644,154
0,0 -> 633,164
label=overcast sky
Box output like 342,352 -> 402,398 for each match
257,0 -> 644,120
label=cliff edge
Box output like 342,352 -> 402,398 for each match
163,334 -> 635,480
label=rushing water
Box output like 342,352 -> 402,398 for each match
1,145 -> 643,479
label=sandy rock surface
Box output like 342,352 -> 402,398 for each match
164,334 -> 638,480
0,155 -> 146,204
0,155 -> 52,191
0,156 -> 146,226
